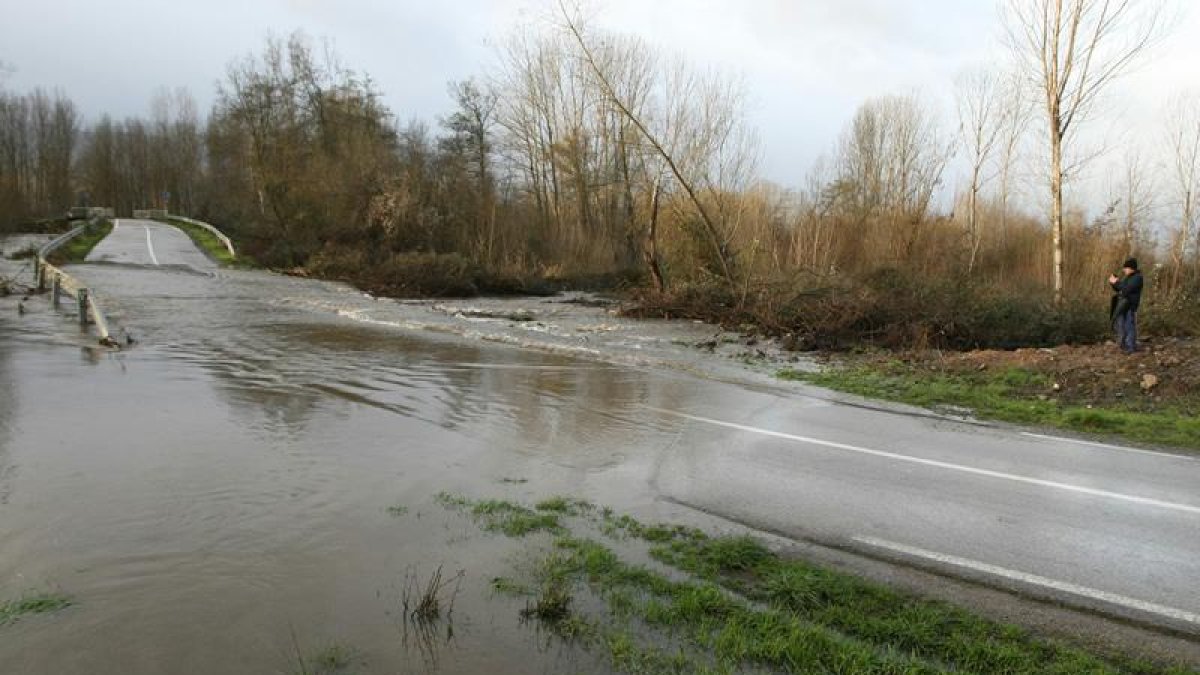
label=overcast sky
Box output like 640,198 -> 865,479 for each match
2,0 -> 1198,205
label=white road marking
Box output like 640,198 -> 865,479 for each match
853,536 -> 1200,626
144,225 -> 159,266
1020,431 -> 1194,461
646,407 -> 1200,516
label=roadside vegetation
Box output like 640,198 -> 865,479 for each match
45,220 -> 112,265
157,217 -> 248,267
782,340 -> 1200,451
0,592 -> 72,627
432,494 -> 1196,675
2,4 -> 1196,335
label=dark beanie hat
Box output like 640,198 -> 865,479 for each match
1123,258 -> 1138,270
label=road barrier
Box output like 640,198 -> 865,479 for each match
167,215 -> 236,259
133,209 -> 169,219
34,220 -> 117,346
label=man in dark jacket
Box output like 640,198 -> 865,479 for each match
1108,258 -> 1144,354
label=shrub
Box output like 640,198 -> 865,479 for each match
371,252 -> 479,297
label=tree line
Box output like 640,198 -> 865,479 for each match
1,1 -> 1197,347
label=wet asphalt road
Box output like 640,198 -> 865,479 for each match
1,225 -> 1197,672
87,219 -> 217,270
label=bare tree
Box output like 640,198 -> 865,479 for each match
1165,92 -> 1200,284
1005,0 -> 1165,301
836,95 -> 953,262
1116,148 -> 1154,256
994,70 -> 1034,240
558,2 -> 744,288
956,69 -> 1006,273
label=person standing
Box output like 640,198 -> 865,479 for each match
1108,258 -> 1144,354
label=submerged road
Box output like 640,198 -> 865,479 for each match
86,218 -> 217,270
0,225 -> 1197,672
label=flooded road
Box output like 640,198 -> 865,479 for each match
1,226 -> 1199,672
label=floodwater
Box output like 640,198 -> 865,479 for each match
0,239 -> 786,674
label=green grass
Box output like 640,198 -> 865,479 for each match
46,220 -> 113,264
294,643 -> 359,675
160,217 -> 248,267
0,592 -> 72,626
385,505 -> 408,516
779,366 -> 1200,451
439,495 -> 1197,675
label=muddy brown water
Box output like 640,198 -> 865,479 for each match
0,246 -> 773,674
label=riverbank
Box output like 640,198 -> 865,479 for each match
780,339 -> 1200,452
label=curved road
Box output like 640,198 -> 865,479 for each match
86,218 -> 216,270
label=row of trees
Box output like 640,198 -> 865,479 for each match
0,89 -> 77,226
2,1 -> 1198,342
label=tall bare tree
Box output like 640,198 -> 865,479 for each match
558,2 -> 747,289
1165,92 -> 1200,285
1115,149 -> 1154,256
955,69 -> 1006,273
1005,0 -> 1164,301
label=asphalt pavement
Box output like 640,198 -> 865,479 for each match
86,218 -> 216,270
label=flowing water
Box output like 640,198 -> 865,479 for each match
0,238 -> 805,674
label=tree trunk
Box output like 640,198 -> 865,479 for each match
1050,125 -> 1065,303
644,177 -> 666,293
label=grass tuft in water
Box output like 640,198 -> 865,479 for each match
0,592 -> 72,626
292,642 -> 360,675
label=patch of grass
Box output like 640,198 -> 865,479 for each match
439,492 -> 568,533
385,505 -> 408,516
161,218 -> 246,267
46,220 -> 113,264
294,643 -> 359,675
535,496 -> 593,514
454,496 -> 1196,674
0,592 -> 72,626
521,575 -> 573,624
402,565 -> 462,623
780,366 -> 1200,451
490,576 -> 532,596
631,516 -> 1190,675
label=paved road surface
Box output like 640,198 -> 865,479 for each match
646,394 -> 1200,632
86,218 -> 216,270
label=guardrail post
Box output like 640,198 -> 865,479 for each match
51,274 -> 61,308
77,288 -> 90,326
35,258 -> 44,291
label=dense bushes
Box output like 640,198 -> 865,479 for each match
627,270 -> 1145,351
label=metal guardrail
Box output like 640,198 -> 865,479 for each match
167,215 -> 236,259
34,219 -> 117,346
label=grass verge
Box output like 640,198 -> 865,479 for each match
46,220 -> 113,264
0,592 -> 72,626
436,494 -> 1196,674
160,217 -> 247,267
779,365 -> 1200,451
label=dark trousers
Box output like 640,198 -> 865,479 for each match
1115,311 -> 1137,352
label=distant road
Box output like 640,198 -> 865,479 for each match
86,218 -> 216,271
